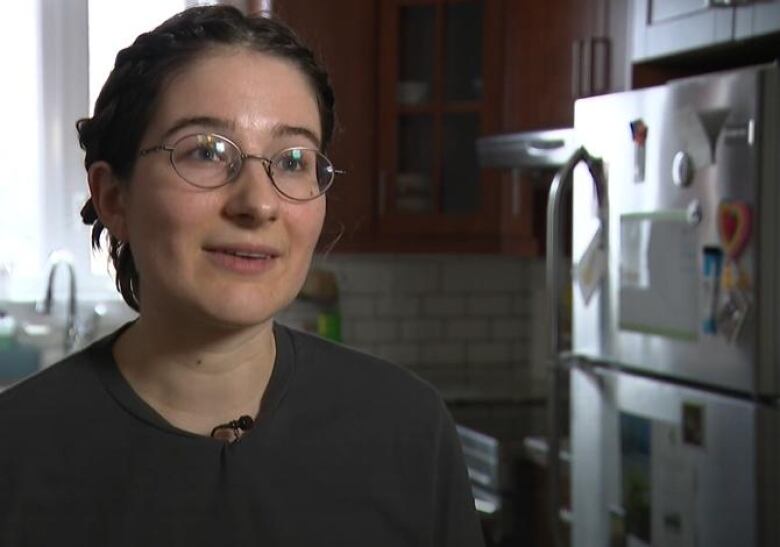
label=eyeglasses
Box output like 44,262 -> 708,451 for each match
138,133 -> 343,201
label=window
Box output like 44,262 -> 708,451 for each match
0,0 -> 192,301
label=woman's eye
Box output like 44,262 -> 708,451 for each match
276,150 -> 307,172
192,145 -> 224,162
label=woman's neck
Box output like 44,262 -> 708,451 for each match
113,312 -> 276,437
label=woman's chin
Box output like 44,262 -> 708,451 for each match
194,293 -> 292,330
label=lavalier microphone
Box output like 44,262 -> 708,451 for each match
210,415 -> 255,441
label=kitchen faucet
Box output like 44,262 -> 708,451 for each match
36,249 -> 79,353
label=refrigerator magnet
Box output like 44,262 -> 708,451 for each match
717,200 -> 752,260
701,246 -> 722,335
682,402 -> 705,448
629,119 -> 648,183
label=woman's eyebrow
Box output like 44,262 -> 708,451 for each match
159,118 -> 321,148
161,116 -> 235,141
270,124 -> 321,149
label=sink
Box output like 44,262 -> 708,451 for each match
0,299 -> 136,384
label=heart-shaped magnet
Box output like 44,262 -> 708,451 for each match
717,201 -> 752,259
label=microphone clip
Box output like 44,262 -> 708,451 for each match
210,414 -> 255,442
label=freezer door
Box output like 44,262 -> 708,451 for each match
571,364 -> 778,547
572,64 -> 780,395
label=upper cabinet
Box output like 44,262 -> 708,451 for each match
633,0 -> 780,62
503,0 -> 630,132
274,0 -> 633,256
632,0 -> 733,62
374,0 -> 524,252
570,0 -> 632,99
735,1 -> 780,40
272,0 -> 380,252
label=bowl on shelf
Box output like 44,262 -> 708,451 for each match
395,194 -> 432,214
396,172 -> 430,194
397,81 -> 429,105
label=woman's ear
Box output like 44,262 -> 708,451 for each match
87,161 -> 129,241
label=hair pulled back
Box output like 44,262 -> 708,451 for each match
77,5 -> 335,311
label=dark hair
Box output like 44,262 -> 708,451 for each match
77,5 -> 335,312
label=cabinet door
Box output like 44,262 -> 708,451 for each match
571,0 -> 630,98
376,0 -> 504,244
734,0 -> 780,40
272,0 -> 378,251
632,0 -> 734,62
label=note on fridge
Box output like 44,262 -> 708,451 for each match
575,218 -> 606,306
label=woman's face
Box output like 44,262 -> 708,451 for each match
115,48 -> 326,329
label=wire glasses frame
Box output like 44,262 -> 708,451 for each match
138,133 -> 343,202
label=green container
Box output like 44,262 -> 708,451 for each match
317,310 -> 342,342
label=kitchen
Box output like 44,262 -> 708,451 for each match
1,1 -> 779,546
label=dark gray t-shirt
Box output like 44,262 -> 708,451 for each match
0,323 -> 484,547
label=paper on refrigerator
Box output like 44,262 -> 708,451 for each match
575,217 -> 606,306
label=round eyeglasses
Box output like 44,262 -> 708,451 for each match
138,133 -> 343,201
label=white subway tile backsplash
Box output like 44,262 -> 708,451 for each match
341,321 -> 357,341
445,318 -> 489,341
441,259 -> 528,293
466,342 -> 512,365
306,254 -> 547,400
422,295 -> 466,317
513,293 -> 535,317
400,319 -> 443,341
375,295 -> 420,317
349,319 -> 399,343
491,318 -> 528,340
420,341 -> 467,365
511,341 -> 534,365
329,262 -> 393,294
339,295 -> 376,318
389,262 -> 440,293
466,294 -> 512,316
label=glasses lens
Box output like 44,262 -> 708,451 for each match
270,148 -> 334,200
171,134 -> 240,188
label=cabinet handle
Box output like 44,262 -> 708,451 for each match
590,37 -> 611,95
571,40 -> 581,99
708,0 -> 753,6
511,169 -> 521,217
580,38 -> 592,98
572,39 -> 593,98
378,171 -> 387,216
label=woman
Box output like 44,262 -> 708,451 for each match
0,6 -> 484,546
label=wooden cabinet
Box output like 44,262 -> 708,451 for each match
275,0 -> 543,254
499,0 -> 628,256
570,0 -> 630,100
373,0 -> 533,253
273,0 -> 632,256
503,0 -> 629,132
271,0 -> 379,252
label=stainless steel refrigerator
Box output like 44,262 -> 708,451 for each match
546,64 -> 780,547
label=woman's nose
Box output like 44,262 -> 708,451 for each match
222,158 -> 280,224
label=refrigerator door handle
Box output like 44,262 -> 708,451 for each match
546,146 -> 607,547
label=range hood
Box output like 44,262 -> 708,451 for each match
476,128 -> 577,170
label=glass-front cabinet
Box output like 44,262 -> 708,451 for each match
377,0 -> 504,246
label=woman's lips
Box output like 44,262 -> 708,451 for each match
204,247 -> 278,274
